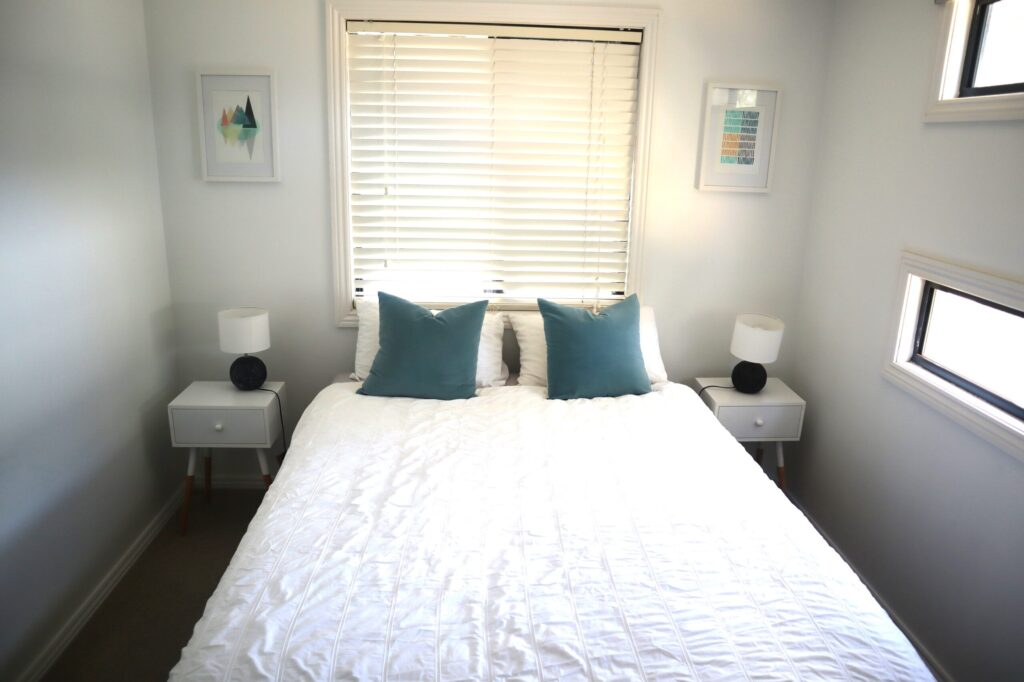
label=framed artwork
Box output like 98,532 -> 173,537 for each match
196,70 -> 279,182
697,82 -> 780,192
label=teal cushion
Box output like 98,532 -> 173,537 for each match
358,293 -> 488,400
538,295 -> 652,400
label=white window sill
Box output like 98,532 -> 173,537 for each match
924,92 -> 1024,123
884,357 -> 1024,462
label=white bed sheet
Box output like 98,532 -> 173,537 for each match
172,383 -> 933,681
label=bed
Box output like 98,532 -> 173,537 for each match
171,381 -> 934,680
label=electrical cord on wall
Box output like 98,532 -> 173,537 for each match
697,384 -> 733,397
255,387 -> 289,458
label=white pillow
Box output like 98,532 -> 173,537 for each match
507,312 -> 548,387
351,299 -> 508,388
639,306 -> 669,383
509,305 -> 668,386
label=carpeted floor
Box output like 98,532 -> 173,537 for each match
44,489 -> 264,681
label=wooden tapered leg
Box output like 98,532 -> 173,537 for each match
203,449 -> 212,502
180,448 -> 197,535
256,449 -> 273,490
775,441 -> 787,491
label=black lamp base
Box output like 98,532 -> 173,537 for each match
230,355 -> 267,391
732,361 -> 767,394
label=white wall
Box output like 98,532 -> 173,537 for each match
144,0 -> 342,479
6,0 -> 1018,679
789,1 -> 1024,680
0,0 -> 178,678
144,0 -> 835,481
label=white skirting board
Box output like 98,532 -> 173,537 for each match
16,491 -> 180,682
787,494 -> 954,682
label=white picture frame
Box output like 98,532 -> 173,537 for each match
697,82 -> 780,193
196,70 -> 280,182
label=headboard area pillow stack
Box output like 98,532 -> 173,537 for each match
352,292 -> 669,400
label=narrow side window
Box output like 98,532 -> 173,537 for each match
884,253 -> 1024,458
909,282 -> 1024,420
925,0 -> 1024,121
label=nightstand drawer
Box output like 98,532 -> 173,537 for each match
170,408 -> 266,446
717,404 -> 803,441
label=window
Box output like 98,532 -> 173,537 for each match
327,3 -> 657,320
910,282 -> 1024,420
959,0 -> 1024,97
885,252 -> 1024,458
927,0 -> 1024,121
343,22 -> 640,307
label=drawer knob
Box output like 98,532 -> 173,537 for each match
213,422 -> 224,432
754,417 -> 765,427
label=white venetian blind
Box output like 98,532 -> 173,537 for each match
344,21 -> 642,306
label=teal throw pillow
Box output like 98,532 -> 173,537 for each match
358,292 -> 488,400
538,295 -> 652,400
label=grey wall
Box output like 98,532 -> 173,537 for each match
143,0 -> 835,480
789,1 -> 1024,680
0,0 -> 178,678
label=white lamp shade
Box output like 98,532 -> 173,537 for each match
218,308 -> 270,354
730,313 -> 784,364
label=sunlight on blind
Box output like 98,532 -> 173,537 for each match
345,23 -> 642,305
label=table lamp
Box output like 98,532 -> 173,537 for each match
729,313 -> 784,394
218,308 -> 270,390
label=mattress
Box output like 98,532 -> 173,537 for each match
171,382 -> 934,681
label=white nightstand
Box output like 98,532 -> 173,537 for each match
695,377 -> 805,490
168,381 -> 286,533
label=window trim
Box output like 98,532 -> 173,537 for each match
884,252 -> 1024,460
925,0 -> 1024,122
325,0 -> 660,326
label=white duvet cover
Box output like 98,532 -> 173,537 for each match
172,383 -> 933,681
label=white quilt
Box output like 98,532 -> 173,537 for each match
172,383 -> 934,681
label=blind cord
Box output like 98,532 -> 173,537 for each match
586,41 -> 596,312
389,33 -> 398,273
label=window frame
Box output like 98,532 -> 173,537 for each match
884,252 -> 1024,460
325,0 -> 660,325
958,0 -> 1024,98
926,0 -> 1024,122
909,281 -> 1024,421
